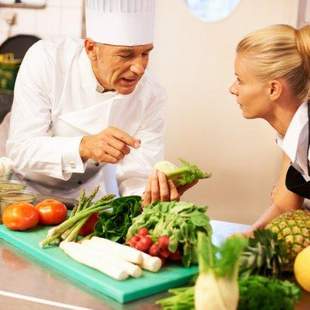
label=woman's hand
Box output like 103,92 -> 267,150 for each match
142,170 -> 198,206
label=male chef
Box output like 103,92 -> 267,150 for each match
6,0 -> 167,199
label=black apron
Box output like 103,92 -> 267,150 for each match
285,101 -> 310,199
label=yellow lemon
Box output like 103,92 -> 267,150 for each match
294,246 -> 310,292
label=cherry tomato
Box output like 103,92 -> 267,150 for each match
2,202 -> 39,231
35,199 -> 67,225
79,213 -> 99,236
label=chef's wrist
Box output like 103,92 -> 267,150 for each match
79,136 -> 90,162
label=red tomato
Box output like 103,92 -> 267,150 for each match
2,203 -> 39,231
79,213 -> 99,236
35,199 -> 67,225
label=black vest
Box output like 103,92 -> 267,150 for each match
285,101 -> 310,199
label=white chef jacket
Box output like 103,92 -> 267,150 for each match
276,101 -> 309,181
6,37 -> 166,199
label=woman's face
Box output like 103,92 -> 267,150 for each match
229,53 -> 272,119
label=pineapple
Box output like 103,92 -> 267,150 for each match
266,210 -> 310,266
239,229 -> 289,277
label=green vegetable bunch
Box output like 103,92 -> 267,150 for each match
238,275 -> 301,310
126,201 -> 212,267
157,234 -> 247,310
40,188 -> 115,248
156,233 -> 301,310
94,195 -> 142,243
156,275 -> 301,310
154,159 -> 211,186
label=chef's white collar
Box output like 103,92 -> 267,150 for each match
276,101 -> 308,162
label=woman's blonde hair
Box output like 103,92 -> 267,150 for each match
237,24 -> 310,101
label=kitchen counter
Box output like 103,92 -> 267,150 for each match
0,220 -> 309,310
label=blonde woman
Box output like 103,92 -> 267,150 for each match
229,24 -> 310,233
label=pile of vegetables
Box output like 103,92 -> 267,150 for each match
154,159 -> 211,186
156,232 -> 302,310
126,201 -> 212,266
157,233 -> 247,309
40,189 -> 115,247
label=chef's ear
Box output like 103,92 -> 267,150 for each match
84,38 -> 97,61
268,80 -> 282,101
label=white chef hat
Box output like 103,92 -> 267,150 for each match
85,0 -> 155,46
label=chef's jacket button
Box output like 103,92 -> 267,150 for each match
77,180 -> 83,185
95,162 -> 99,167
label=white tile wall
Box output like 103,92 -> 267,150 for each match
0,0 -> 83,44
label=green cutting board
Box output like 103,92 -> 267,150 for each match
0,225 -> 198,303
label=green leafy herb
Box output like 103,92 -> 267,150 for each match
94,196 -> 142,243
156,286 -> 195,310
154,159 -> 211,186
238,275 -> 301,310
126,201 -> 212,267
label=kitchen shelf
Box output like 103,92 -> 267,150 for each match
0,3 -> 46,9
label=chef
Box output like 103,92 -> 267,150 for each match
6,0 -> 166,199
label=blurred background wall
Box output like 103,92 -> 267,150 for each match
149,0 -> 301,224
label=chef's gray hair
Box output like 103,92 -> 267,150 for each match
236,24 -> 310,101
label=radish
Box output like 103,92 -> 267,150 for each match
159,248 -> 170,259
158,235 -> 170,249
138,227 -> 149,236
135,235 -> 153,252
149,243 -> 160,256
169,249 -> 182,261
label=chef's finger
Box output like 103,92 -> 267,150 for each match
104,144 -> 125,161
108,137 -> 131,155
110,127 -> 140,149
99,152 -> 119,164
157,171 -> 170,201
168,180 -> 180,201
151,170 -> 160,203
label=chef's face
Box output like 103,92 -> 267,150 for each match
229,53 -> 272,119
85,39 -> 153,95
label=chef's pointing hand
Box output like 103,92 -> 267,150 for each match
79,127 -> 140,163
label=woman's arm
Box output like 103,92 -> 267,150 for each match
245,153 -> 303,234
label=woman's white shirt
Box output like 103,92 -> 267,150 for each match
276,101 -> 309,181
